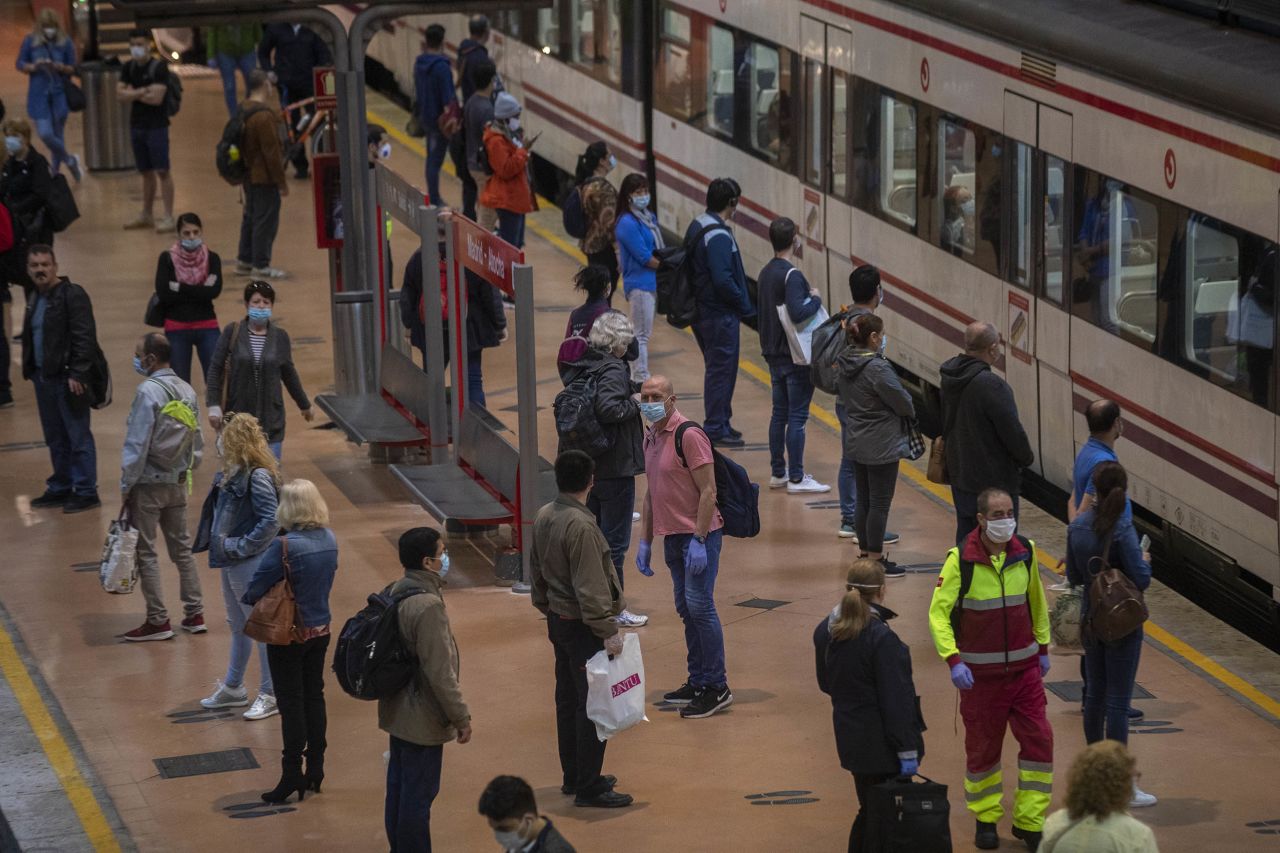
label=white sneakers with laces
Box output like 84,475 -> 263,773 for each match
769,476 -> 789,489
1129,785 -> 1158,808
200,681 -> 249,709
787,475 -> 831,494
244,693 -> 279,721
615,609 -> 649,628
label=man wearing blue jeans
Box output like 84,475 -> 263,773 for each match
205,25 -> 261,117
637,376 -> 733,719
414,24 -> 456,207
685,178 -> 755,447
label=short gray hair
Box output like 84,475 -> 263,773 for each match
589,310 -> 635,353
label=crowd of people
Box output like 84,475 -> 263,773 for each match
0,10 -> 1166,853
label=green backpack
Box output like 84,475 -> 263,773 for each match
147,378 -> 199,490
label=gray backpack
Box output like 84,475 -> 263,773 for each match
146,378 -> 199,480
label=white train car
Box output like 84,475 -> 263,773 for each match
366,0 -> 1280,644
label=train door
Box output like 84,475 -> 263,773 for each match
799,16 -> 853,307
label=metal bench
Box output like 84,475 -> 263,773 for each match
315,345 -> 431,447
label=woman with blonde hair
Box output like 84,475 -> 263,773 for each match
1041,741 -> 1159,852
196,413 -> 281,721
814,558 -> 925,852
244,479 -> 338,803
16,9 -> 80,181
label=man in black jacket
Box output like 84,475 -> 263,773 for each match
258,23 -> 332,179
939,321 -> 1034,544
463,269 -> 506,407
21,245 -> 100,512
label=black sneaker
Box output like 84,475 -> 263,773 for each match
63,494 -> 102,514
1012,825 -> 1042,852
680,686 -> 733,719
975,820 -> 999,850
727,427 -> 743,440
882,530 -> 901,545
881,558 -> 906,579
1127,706 -> 1144,721
561,774 -> 615,796
662,682 -> 698,705
0,390 -> 13,409
30,490 -> 70,508
711,434 -> 745,448
574,790 -> 633,808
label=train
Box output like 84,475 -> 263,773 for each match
365,0 -> 1280,648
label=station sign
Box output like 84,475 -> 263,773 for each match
451,216 -> 525,296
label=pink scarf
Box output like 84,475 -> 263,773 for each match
169,242 -> 211,286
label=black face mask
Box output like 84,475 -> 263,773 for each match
624,338 -> 639,362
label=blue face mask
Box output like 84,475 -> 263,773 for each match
180,237 -> 202,251
133,356 -> 149,376
631,194 -> 650,211
247,307 -> 272,323
639,401 -> 667,423
4,137 -> 21,155
437,553 -> 450,578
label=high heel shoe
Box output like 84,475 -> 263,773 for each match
305,771 -> 323,794
261,774 -> 307,804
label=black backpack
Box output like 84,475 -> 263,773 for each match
674,421 -> 760,538
554,368 -> 612,457
332,589 -> 426,701
215,103 -> 266,186
948,534 -> 1033,641
810,309 -> 852,394
560,178 -> 600,240
149,59 -> 182,117
45,174 -> 79,233
656,221 -> 726,329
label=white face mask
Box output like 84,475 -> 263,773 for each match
984,517 -> 1017,544
507,117 -> 521,132
130,45 -> 147,60
960,199 -> 976,218
43,28 -> 57,40
378,142 -> 392,161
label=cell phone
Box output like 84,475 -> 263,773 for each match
527,131 -> 542,148
1139,534 -> 1151,552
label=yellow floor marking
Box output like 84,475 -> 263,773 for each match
373,101 -> 1280,723
0,620 -> 121,852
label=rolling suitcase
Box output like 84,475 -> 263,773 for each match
864,774 -> 952,853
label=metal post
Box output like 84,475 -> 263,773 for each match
417,207 -> 450,465
512,263 -> 537,594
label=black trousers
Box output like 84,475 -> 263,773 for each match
850,772 -> 894,853
265,634 -> 330,772
547,612 -> 608,797
279,81 -> 315,174
449,134 -> 477,220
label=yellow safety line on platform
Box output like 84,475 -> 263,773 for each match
0,621 -> 120,852
375,104 -> 1280,722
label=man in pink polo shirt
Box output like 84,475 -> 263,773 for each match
636,375 -> 733,719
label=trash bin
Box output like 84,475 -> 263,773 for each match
80,61 -> 134,171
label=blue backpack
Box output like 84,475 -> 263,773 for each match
674,421 -> 760,538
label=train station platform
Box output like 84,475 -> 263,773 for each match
0,7 -> 1278,851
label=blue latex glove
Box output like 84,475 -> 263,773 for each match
950,662 -> 974,691
686,536 -> 708,574
1039,654 -> 1051,677
898,757 -> 919,778
636,540 -> 653,577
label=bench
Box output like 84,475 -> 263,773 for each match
390,406 -> 557,527
315,345 -> 432,447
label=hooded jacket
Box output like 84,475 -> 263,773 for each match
457,38 -> 499,102
413,51 -> 456,128
814,603 -> 925,775
835,347 -> 915,465
939,354 -> 1034,494
558,348 -> 643,481
480,125 -> 535,214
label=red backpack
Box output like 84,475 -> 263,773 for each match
0,203 -> 14,254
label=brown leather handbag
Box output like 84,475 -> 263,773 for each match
244,537 -> 301,645
926,436 -> 949,485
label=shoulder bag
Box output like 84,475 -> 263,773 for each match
244,537 -> 301,645
776,267 -> 829,366
1087,528 -> 1149,643
219,321 -> 243,412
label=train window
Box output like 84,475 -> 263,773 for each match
1182,216 -> 1276,408
879,93 -> 917,227
1043,155 -> 1067,303
937,117 -> 1002,277
1071,172 -> 1159,349
536,5 -> 561,56
568,0 -> 622,89
748,41 -> 784,163
831,70 -> 849,198
1010,142 -> 1032,288
804,59 -> 824,186
707,24 -> 735,138
655,6 -> 693,121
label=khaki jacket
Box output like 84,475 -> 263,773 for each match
530,495 -> 623,640
377,570 -> 470,746
241,102 -> 287,189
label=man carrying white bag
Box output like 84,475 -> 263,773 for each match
585,633 -> 648,741
530,450 -> 636,809
100,508 -> 141,594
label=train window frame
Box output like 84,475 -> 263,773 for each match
566,0 -> 624,91
746,39 -> 786,166
706,23 -> 736,140
1039,153 -> 1069,305
803,57 -> 825,189
831,68 -> 850,200
847,79 -> 921,234
1008,141 -> 1034,290
655,4 -> 694,122
935,114 -> 1004,279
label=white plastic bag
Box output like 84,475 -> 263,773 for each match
777,269 -> 830,365
585,633 -> 648,742
99,511 -> 140,595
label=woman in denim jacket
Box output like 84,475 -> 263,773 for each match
244,479 -> 338,803
198,413 -> 281,721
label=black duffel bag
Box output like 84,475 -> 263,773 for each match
863,774 -> 952,853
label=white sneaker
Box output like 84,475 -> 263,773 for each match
244,693 -> 279,720
787,475 -> 831,494
251,267 -> 289,279
1129,785 -> 1157,808
632,512 -> 640,522
200,681 -> 249,709
769,476 -> 789,489
615,609 -> 649,628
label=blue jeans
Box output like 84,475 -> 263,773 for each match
691,311 -> 740,439
214,52 -> 257,117
165,327 -> 220,384
268,441 -> 283,461
768,362 -> 814,481
467,349 -> 486,407
32,374 -> 97,496
424,127 -> 448,207
587,476 -> 636,589
385,736 -> 443,853
34,111 -> 70,174
496,208 -> 525,248
1083,627 -> 1143,745
220,557 -> 274,695
836,401 -> 856,524
952,488 -> 1020,546
663,530 -> 727,688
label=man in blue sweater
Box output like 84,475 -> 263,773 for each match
414,24 -> 456,208
684,178 -> 755,446
757,217 -> 828,493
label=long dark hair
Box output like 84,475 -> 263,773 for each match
574,141 -> 608,185
615,173 -> 649,225
1091,460 -> 1128,536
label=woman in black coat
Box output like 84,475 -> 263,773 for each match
814,557 -> 926,853
0,117 -> 53,294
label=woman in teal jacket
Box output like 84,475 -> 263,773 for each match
16,10 -> 79,180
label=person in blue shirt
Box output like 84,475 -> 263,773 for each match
414,24 -> 456,208
1065,461 -> 1157,809
757,216 -> 828,494
16,10 -> 79,181
614,173 -> 662,382
1068,399 -> 1130,525
684,178 -> 755,446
